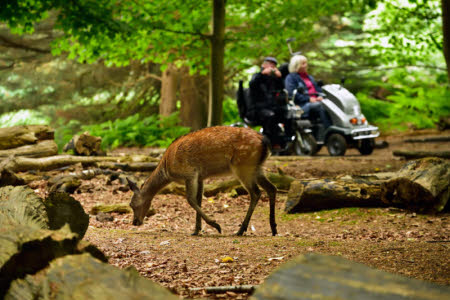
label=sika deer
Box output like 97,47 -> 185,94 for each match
126,126 -> 277,236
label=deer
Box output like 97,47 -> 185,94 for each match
126,126 -> 277,236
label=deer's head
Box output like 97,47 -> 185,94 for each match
127,178 -> 150,226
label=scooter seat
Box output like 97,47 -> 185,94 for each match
296,119 -> 312,128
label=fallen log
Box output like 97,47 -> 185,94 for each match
404,136 -> 450,143
252,253 -> 450,300
285,176 -> 385,213
0,125 -> 54,150
381,157 -> 449,213
0,140 -> 58,158
96,161 -> 158,172
0,223 -> 106,298
189,285 -> 255,294
0,155 -> 157,173
157,173 -> 295,197
6,253 -> 178,300
393,150 -> 450,159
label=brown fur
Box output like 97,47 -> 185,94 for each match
127,126 -> 277,236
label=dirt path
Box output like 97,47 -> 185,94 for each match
33,130 -> 450,299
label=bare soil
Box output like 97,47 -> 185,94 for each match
32,130 -> 450,299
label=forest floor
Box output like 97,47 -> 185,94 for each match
33,129 -> 450,299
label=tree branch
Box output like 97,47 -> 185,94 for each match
0,35 -> 51,53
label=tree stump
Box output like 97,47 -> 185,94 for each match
44,192 -> 89,239
6,253 -> 179,300
0,186 -> 49,229
63,132 -> 103,156
381,157 -> 449,212
0,125 -> 54,150
252,253 -> 450,300
0,186 -> 89,239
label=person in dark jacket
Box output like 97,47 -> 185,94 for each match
248,57 -> 288,149
285,55 -> 331,129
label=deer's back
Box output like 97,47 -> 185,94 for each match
163,126 -> 267,179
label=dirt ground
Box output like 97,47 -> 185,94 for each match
32,129 -> 450,299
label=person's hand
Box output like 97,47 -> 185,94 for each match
261,67 -> 273,75
316,96 -> 323,101
310,97 -> 317,103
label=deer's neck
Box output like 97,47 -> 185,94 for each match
141,161 -> 171,201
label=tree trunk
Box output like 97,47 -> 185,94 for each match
0,125 -> 54,150
381,157 -> 449,212
208,0 -> 225,126
179,67 -> 208,130
159,63 -> 179,117
0,140 -> 58,158
252,253 -> 450,300
5,254 -> 178,300
442,0 -> 450,82
285,177 -> 385,213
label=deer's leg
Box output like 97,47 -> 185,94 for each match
192,179 -> 203,236
185,178 -> 221,234
233,167 -> 261,236
257,172 -> 277,236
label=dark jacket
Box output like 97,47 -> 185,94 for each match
285,72 -> 322,107
248,71 -> 284,115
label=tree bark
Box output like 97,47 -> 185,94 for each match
252,253 -> 450,300
208,0 -> 225,126
159,63 -> 179,117
285,177 -> 385,213
381,157 -> 449,213
0,125 -> 54,150
0,140 -> 58,158
180,67 -> 208,130
442,0 -> 450,81
393,150 -> 450,159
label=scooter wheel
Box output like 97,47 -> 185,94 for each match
293,132 -> 317,156
358,138 -> 374,155
327,133 -> 347,156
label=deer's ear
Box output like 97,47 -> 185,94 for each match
126,177 -> 140,193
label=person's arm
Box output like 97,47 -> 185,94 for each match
285,74 -> 309,106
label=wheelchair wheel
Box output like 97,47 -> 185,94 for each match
293,132 -> 317,156
327,133 -> 347,156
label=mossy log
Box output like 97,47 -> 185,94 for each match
5,253 -> 178,300
90,203 -> 156,217
381,157 -> 450,212
63,131 -> 104,156
252,253 -> 450,300
158,173 -> 295,197
0,186 -> 89,238
0,223 -> 106,298
393,150 -> 450,159
285,177 -> 385,213
0,155 -> 157,173
96,161 -> 158,172
0,125 -> 54,150
44,192 -> 89,238
0,140 -> 58,158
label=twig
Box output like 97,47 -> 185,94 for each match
189,285 -> 257,294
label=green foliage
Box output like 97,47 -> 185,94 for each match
358,69 -> 450,132
0,109 -> 50,127
82,113 -> 190,149
222,96 -> 240,125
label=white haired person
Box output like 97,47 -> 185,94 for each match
284,55 -> 332,131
